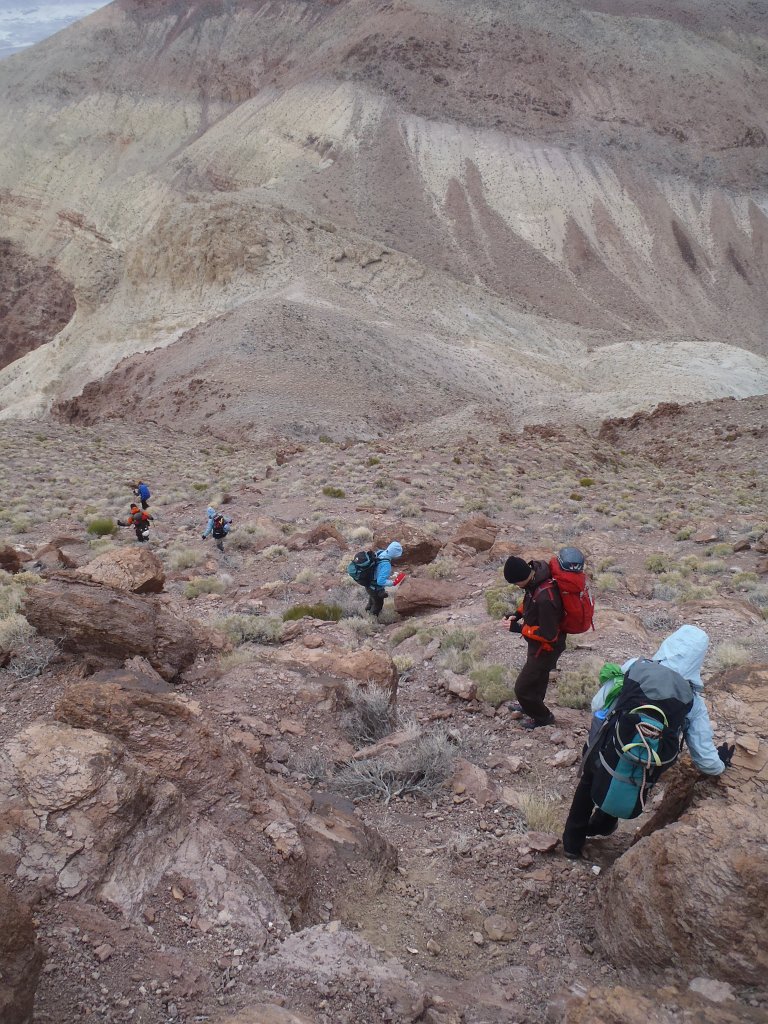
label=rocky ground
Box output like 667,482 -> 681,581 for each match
0,394 -> 767,1023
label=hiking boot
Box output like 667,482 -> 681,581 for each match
586,814 -> 619,838
507,702 -> 525,719
563,846 -> 583,860
521,713 -> 556,730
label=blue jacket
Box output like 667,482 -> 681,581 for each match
202,509 -> 231,538
135,483 -> 150,501
371,542 -> 403,589
591,625 -> 724,776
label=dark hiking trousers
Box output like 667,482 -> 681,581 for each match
514,637 -> 566,723
562,755 -> 618,855
365,586 -> 385,616
140,499 -> 149,510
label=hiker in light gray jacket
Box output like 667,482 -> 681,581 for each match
562,625 -> 732,858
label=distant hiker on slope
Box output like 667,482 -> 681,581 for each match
202,506 -> 232,552
561,625 -> 733,860
133,480 -> 151,510
347,541 -> 404,617
118,503 -> 153,543
500,547 -> 594,730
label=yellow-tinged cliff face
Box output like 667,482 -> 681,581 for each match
1,0 -> 767,434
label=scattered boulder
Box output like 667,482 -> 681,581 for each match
449,514 -> 498,552
221,1008 -> 317,1024
393,578 -> 460,616
374,523 -> 442,565
0,884 -> 43,1024
267,646 -> 399,702
483,914 -> 517,941
0,545 -> 25,574
443,670 -> 476,701
692,522 -> 722,543
22,577 -> 224,680
33,536 -> 91,571
754,532 -> 768,554
450,758 -> 497,805
487,537 -> 522,562
77,546 -> 165,593
286,523 -> 346,551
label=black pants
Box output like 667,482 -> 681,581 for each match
134,526 -> 149,543
562,755 -> 617,855
514,637 -> 566,723
365,586 -> 385,616
140,499 -> 149,510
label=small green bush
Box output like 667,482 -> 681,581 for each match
393,654 -> 415,673
366,456 -> 381,467
261,544 -> 288,559
699,559 -> 725,575
86,517 -> 117,537
579,477 -> 595,487
675,527 -> 694,541
645,553 -> 673,574
322,485 -> 346,499
594,572 -> 621,592
170,547 -> 204,570
470,664 -> 514,706
556,660 -> 603,709
283,602 -> 343,622
705,543 -> 732,557
485,584 -> 519,619
569,493 -> 584,502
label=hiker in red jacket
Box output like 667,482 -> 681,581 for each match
500,550 -> 580,729
118,503 -> 153,543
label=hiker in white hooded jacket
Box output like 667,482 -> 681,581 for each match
562,625 -> 733,859
365,541 -> 403,617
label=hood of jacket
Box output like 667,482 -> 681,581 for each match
652,625 -> 709,690
207,507 -> 216,518
527,559 -> 551,589
380,542 -> 403,561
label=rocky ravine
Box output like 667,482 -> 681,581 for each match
0,396 -> 767,1023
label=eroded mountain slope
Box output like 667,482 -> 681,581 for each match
0,0 -> 767,428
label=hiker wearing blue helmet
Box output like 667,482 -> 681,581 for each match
561,625 -> 733,859
365,541 -> 403,617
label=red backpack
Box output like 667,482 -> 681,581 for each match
538,557 -> 595,634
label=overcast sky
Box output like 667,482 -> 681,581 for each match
0,0 -> 108,59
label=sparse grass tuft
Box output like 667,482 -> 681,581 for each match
220,613 -> 283,645
516,789 -> 563,833
594,572 -> 621,592
322,485 -> 346,499
184,576 -> 225,599
283,602 -> 343,622
170,547 -> 204,570
393,654 -> 415,673
709,643 -> 751,672
645,553 -> 673,574
261,544 -> 289,559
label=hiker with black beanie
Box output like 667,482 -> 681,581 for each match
501,554 -> 568,730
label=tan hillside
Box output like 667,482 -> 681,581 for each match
1,0 -> 768,430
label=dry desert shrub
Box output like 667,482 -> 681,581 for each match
709,643 -> 751,672
332,726 -> 456,804
261,544 -> 289,559
170,547 -> 205,570
426,556 -> 457,579
184,576 -> 226,599
220,614 -> 283,645
342,615 -> 377,639
340,683 -> 395,748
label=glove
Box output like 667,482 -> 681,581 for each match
717,742 -> 735,768
201,534 -> 207,540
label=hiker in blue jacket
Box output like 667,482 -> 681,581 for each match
133,480 -> 151,510
562,625 -> 733,859
202,506 -> 232,552
365,542 -> 403,617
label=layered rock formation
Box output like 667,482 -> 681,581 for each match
1,0 -> 767,432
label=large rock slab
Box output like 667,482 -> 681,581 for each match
0,884 -> 43,1024
449,514 -> 498,552
268,646 -> 398,701
393,578 -> 461,616
0,545 -> 25,574
561,985 -> 767,1024
287,523 -> 346,551
22,578 -> 223,680
598,664 -> 768,986
77,546 -> 165,593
